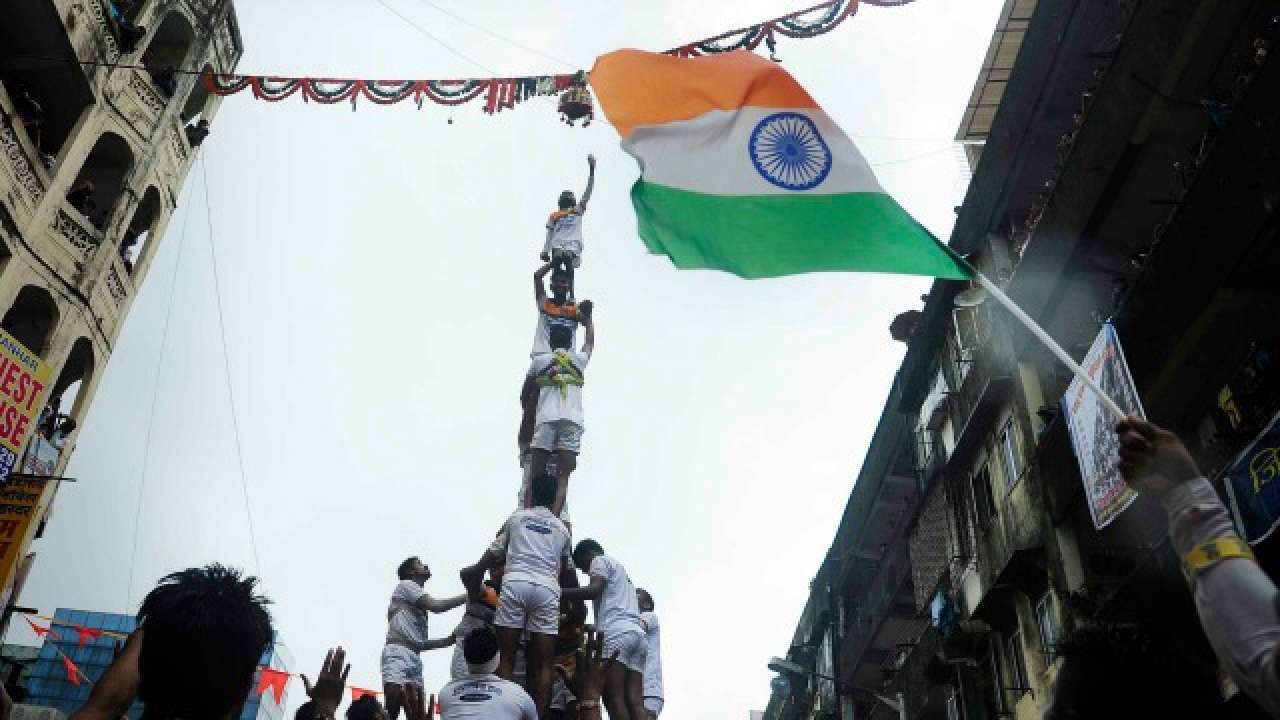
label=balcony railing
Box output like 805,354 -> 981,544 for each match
869,627 -> 947,720
51,205 -> 102,257
840,542 -> 914,674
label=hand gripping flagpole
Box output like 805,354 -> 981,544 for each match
966,269 -> 1127,422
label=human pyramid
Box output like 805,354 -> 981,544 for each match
378,155 -> 664,720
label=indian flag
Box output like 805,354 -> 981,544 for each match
589,49 -> 971,280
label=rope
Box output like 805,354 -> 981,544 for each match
199,155 -> 263,579
126,179 -> 193,612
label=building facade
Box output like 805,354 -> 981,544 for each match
766,0 -> 1280,718
0,0 -> 242,613
23,608 -> 291,719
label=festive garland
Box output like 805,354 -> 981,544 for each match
198,0 -> 913,113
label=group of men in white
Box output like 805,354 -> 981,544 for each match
377,157 -> 664,720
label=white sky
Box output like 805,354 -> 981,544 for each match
15,0 -> 1005,716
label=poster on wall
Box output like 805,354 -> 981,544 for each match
0,475 -> 49,592
1061,323 -> 1146,530
1223,411 -> 1280,544
0,330 -> 52,487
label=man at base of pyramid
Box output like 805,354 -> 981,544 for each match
636,589 -> 663,719
562,540 -> 647,720
438,627 -> 538,720
460,473 -> 574,718
383,557 -> 466,720
528,316 -> 594,518
540,154 -> 596,299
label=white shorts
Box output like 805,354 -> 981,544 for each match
519,459 -> 571,523
494,579 -> 560,635
602,629 -> 647,673
380,644 -> 423,686
531,420 -> 583,453
644,697 -> 664,717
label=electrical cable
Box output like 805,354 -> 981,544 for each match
411,0 -> 577,69
370,0 -> 501,76
195,154 -> 261,573
125,175 -> 193,611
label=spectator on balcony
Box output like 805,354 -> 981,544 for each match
50,417 -> 76,450
1105,417 -> 1280,717
150,65 -> 178,98
108,0 -> 147,55
185,119 -> 210,147
66,180 -> 96,217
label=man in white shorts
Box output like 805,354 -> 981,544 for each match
637,589 -> 664,719
459,472 -> 572,719
438,626 -> 537,720
563,539 -> 648,720
382,556 -> 466,719
527,311 -> 594,519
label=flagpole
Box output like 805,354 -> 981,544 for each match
967,270 -> 1127,421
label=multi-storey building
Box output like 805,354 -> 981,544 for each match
765,0 -> 1280,718
23,608 -> 292,719
0,0 -> 241,616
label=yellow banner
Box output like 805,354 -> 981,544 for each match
0,474 -> 51,594
0,329 -> 52,482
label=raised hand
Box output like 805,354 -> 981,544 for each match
299,647 -> 351,715
587,154 -> 597,171
571,626 -> 618,705
1116,416 -> 1201,495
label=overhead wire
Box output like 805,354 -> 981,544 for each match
410,0 -> 577,69
370,0 -> 501,76
126,173 -> 194,612
199,155 -> 263,580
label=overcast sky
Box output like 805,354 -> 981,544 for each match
14,0 -> 1004,715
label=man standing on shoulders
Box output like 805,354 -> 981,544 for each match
460,473 -> 574,718
562,540 -> 647,720
636,589 -> 663,719
528,310 -> 594,519
438,627 -> 537,719
384,556 -> 466,719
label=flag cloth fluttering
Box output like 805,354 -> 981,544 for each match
589,49 -> 971,280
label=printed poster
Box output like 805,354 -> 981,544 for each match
1061,323 -> 1145,529
0,474 -> 50,595
0,329 -> 52,486
1223,411 -> 1280,544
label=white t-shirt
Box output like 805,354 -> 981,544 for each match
529,351 -> 590,427
641,611 -> 664,699
489,507 -> 571,591
589,555 -> 645,639
438,675 -> 537,720
546,207 -> 585,257
530,299 -> 579,357
387,580 -> 430,650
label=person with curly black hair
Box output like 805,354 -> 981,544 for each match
70,563 -> 273,720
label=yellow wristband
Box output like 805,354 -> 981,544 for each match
1184,537 -> 1255,574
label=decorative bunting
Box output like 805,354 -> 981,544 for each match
75,626 -> 104,647
26,617 -> 59,640
256,668 -> 291,704
63,655 -> 81,686
195,0 -> 914,115
351,687 -> 380,702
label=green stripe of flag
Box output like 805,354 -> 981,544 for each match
631,181 -> 972,280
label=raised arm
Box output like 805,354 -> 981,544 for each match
416,591 -> 467,614
579,154 -> 596,210
420,633 -> 457,651
561,574 -> 606,602
534,261 -> 552,306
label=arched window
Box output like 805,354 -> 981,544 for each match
66,132 -> 134,231
181,63 -> 214,123
0,286 -> 59,356
0,3 -> 95,166
122,186 -> 161,275
141,12 -> 195,100
48,337 -> 94,424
